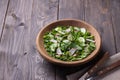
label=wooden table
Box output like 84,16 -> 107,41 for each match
0,0 -> 119,80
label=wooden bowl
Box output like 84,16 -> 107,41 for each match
36,19 -> 101,66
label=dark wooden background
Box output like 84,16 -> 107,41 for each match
0,0 -> 120,80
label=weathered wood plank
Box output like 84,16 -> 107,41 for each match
59,0 -> 85,20
0,0 -> 33,80
31,0 -> 58,80
0,0 -> 9,40
57,0 -> 85,80
110,0 -> 120,52
0,0 -> 59,80
0,0 -> 10,80
84,0 -> 116,55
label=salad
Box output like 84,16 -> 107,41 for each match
43,26 -> 96,61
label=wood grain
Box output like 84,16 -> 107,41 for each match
0,0 -> 9,41
31,0 -> 58,80
0,0 -> 9,80
84,0 -> 116,55
0,0 -> 34,80
110,0 -> 120,52
59,0 -> 85,20
0,0 -> 59,80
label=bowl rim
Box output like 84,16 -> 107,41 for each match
36,19 -> 101,65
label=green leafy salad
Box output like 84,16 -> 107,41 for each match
43,26 -> 96,61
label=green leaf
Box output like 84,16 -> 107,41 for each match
77,37 -> 85,43
50,44 -> 58,52
90,42 -> 96,47
43,26 -> 96,61
67,34 -> 73,41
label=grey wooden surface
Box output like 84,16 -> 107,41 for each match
0,0 -> 120,80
